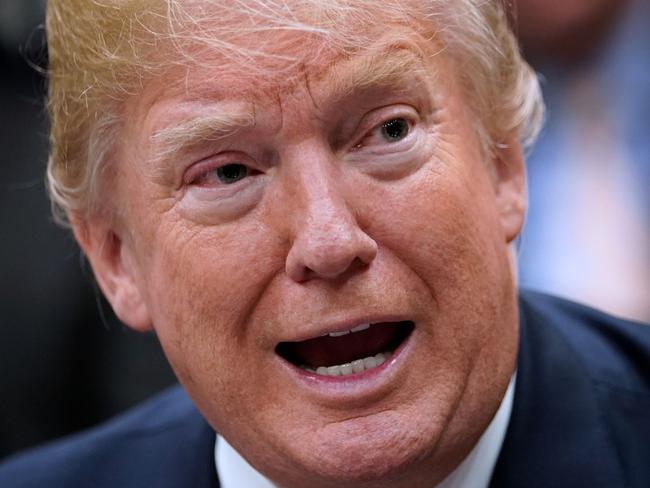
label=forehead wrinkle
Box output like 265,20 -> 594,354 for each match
302,65 -> 330,127
275,91 -> 285,135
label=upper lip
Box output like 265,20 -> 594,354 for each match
277,315 -> 414,344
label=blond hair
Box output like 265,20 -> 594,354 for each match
46,0 -> 543,223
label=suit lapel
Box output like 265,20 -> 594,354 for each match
489,294 -> 623,487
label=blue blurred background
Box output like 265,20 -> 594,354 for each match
516,0 -> 650,323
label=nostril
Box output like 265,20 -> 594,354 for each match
285,245 -> 354,282
357,232 -> 378,265
306,255 -> 366,280
285,230 -> 377,282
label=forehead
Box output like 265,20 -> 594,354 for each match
124,0 -> 440,96
138,8 -> 451,117
164,37 -> 433,101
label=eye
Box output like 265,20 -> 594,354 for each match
353,115 -> 414,151
215,163 -> 249,184
185,157 -> 258,188
380,118 -> 410,142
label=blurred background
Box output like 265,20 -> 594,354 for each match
516,0 -> 650,323
0,0 -> 648,460
0,0 -> 176,460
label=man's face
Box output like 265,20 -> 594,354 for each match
89,29 -> 524,488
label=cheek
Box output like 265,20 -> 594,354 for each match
362,161 -> 504,290
358,159 -> 513,357
140,215 -> 283,401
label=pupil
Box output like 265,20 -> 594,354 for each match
216,164 -> 247,184
381,118 -> 408,141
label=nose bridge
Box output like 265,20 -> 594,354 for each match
300,159 -> 351,231
283,145 -> 377,282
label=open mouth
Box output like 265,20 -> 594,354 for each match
276,321 -> 415,377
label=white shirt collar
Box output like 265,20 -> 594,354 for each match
215,375 -> 516,488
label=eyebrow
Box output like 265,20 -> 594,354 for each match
149,105 -> 256,165
322,43 -> 436,101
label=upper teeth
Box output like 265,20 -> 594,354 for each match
327,322 -> 370,337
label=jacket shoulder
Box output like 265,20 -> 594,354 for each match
0,386 -> 217,488
519,291 -> 650,488
520,290 -> 650,394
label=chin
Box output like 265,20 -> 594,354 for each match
258,409 -> 450,488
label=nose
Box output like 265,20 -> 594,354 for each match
284,168 -> 378,283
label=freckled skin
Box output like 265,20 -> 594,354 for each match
81,31 -> 525,488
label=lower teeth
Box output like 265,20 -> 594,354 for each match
301,352 -> 390,377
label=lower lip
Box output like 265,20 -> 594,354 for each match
278,327 -> 415,399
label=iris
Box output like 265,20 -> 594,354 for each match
216,163 -> 248,184
381,118 -> 409,141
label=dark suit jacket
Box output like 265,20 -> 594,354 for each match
1,291 -> 649,487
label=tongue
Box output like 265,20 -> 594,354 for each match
281,323 -> 400,368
